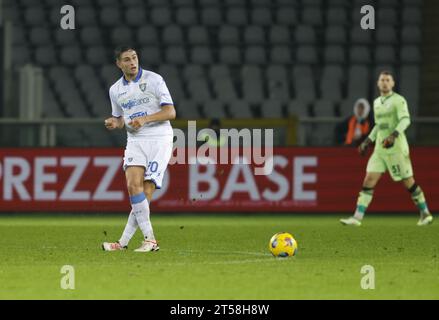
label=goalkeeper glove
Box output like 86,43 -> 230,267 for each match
358,138 -> 372,156
382,131 -> 399,149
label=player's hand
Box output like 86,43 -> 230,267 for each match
104,117 -> 118,130
128,115 -> 148,130
382,131 -> 399,149
358,138 -> 372,156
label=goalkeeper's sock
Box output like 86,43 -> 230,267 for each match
408,184 -> 430,216
130,193 -> 155,241
354,187 -> 374,220
118,211 -> 137,247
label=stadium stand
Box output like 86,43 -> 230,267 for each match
2,0 -> 424,145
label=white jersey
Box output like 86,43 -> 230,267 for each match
109,68 -> 174,141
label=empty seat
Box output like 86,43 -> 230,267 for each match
150,7 -> 172,26
202,101 -> 227,118
111,26 -> 134,45
313,100 -> 336,117
242,65 -> 264,104
163,25 -> 184,45
327,7 -> 348,25
244,26 -> 265,45
401,26 -> 422,44
320,65 -> 343,101
191,47 -> 213,65
376,26 -> 397,45
101,64 -> 121,87
86,46 -> 109,66
12,45 -> 31,65
218,26 -> 240,45
270,46 -> 292,64
81,26 -> 104,45
261,100 -> 283,118
295,25 -> 316,44
251,8 -> 272,26
219,47 -> 242,65
292,65 -> 316,103
55,28 -> 78,46
25,7 -> 46,26
29,27 -> 51,46
402,6 -> 422,25
125,6 -> 147,27
350,27 -> 372,45
375,46 -> 396,64
183,64 -> 205,81
400,46 -> 421,63
245,46 -> 267,64
347,65 -> 370,98
137,26 -> 159,45
12,26 -> 27,46
188,26 -> 209,45
176,7 -> 198,26
350,46 -> 371,64
269,26 -> 290,45
266,65 -> 290,102
296,46 -> 318,64
302,6 -> 323,26
227,8 -> 248,26
377,8 -> 398,26
76,6 -> 97,27
276,7 -> 299,25
165,46 -> 187,64
187,79 -> 212,103
140,46 -> 162,66
60,45 -> 82,66
35,46 -> 57,66
212,79 -> 238,103
324,46 -> 345,64
288,100 -> 310,118
201,8 -> 223,26
100,7 -> 121,27
229,100 -> 253,118
177,99 -> 200,119
325,26 -> 347,45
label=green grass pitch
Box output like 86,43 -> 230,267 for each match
0,214 -> 437,300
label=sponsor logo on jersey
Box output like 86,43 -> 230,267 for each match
121,98 -> 150,110
129,111 -> 147,120
118,91 -> 128,98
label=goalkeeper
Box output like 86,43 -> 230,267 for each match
340,71 -> 433,226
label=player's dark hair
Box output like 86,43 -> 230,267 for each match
379,70 -> 394,77
114,46 -> 138,61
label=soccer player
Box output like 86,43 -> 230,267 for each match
102,46 -> 176,252
340,71 -> 433,226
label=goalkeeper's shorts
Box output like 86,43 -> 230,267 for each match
366,151 -> 413,182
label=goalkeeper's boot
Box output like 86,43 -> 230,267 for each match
102,241 -> 127,251
417,214 -> 433,226
340,216 -> 362,226
134,239 -> 159,252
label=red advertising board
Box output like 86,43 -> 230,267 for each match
0,148 -> 438,213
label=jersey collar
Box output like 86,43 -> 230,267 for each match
122,68 -> 143,86
380,91 -> 394,103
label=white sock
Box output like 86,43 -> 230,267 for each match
132,198 -> 155,241
118,211 -> 138,247
353,209 -> 364,221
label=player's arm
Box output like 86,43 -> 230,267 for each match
358,112 -> 377,156
105,89 -> 124,130
382,98 -> 410,148
129,105 -> 176,129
